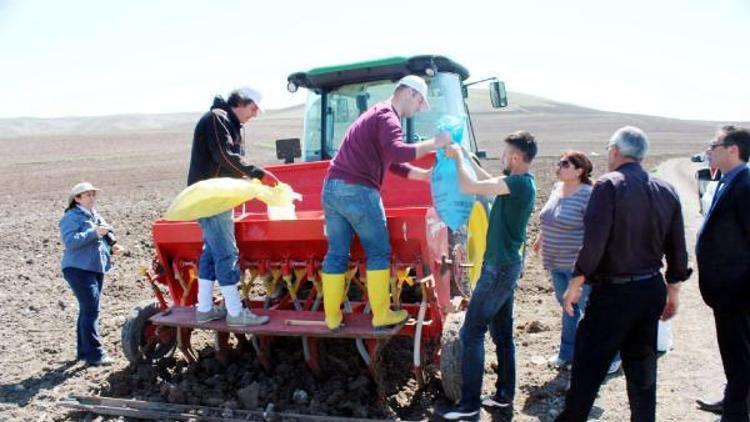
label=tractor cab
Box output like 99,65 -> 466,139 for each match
277,55 -> 507,163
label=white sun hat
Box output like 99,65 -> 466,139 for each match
69,182 -> 101,200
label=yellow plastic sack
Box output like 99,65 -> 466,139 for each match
163,177 -> 301,221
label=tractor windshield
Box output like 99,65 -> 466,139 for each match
302,72 -> 470,161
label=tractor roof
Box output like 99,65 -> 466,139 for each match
287,55 -> 470,93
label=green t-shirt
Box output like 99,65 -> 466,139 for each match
484,173 -> 536,266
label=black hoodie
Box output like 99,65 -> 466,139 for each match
187,96 -> 265,186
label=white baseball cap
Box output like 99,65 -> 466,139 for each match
396,75 -> 430,111
69,182 -> 100,200
233,86 -> 263,110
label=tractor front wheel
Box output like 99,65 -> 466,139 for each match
440,311 -> 465,403
121,301 -> 177,364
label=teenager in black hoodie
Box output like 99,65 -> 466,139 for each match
187,87 -> 273,326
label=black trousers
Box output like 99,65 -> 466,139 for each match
556,275 -> 666,422
715,306 -> 750,422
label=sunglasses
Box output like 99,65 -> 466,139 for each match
708,142 -> 729,150
557,159 -> 573,168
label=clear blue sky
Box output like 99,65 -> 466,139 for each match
1,0 -> 748,121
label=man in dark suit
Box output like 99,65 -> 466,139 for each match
696,125 -> 750,422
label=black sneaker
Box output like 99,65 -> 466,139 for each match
481,394 -> 512,408
437,404 -> 480,421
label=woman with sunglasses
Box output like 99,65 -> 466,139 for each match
533,151 -> 621,373
59,182 -> 124,366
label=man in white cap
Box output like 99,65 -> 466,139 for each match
187,87 -> 275,326
320,75 -> 451,331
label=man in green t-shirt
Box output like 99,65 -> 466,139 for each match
438,131 -> 537,421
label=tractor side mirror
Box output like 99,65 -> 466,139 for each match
276,138 -> 301,164
691,153 -> 705,163
489,80 -> 508,108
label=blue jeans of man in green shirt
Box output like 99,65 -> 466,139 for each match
460,261 -> 522,409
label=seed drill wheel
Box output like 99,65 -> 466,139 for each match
440,311 -> 465,403
122,301 -> 177,364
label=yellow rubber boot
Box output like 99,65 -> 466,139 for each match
366,269 -> 409,328
322,273 -> 346,330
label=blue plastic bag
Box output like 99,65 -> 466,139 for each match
437,115 -> 466,143
431,116 -> 476,230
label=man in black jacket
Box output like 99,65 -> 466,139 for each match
188,87 -> 273,327
188,88 -> 268,185
696,125 -> 750,422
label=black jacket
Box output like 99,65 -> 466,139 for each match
696,166 -> 750,310
187,96 -> 265,186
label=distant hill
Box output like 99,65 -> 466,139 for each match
0,104 -> 305,138
0,91 -> 605,139
1,91 -> 744,158
466,90 -> 601,115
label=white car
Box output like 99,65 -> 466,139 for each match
692,153 -> 750,214
692,153 -> 721,215
699,180 -> 718,215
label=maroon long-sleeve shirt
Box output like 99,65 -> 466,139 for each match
326,102 -> 416,190
573,163 -> 691,284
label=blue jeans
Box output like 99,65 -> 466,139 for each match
460,262 -> 522,410
63,267 -> 105,362
552,269 -> 621,366
198,210 -> 239,286
321,179 -> 390,273
551,269 -> 591,362
550,269 -> 620,363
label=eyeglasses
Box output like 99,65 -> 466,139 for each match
708,142 -> 728,150
557,159 -> 572,168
